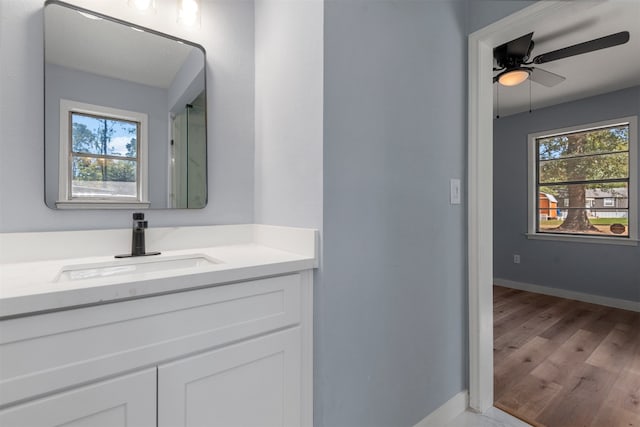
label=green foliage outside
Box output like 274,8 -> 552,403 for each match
538,126 -> 629,185
72,157 -> 136,182
71,116 -> 137,183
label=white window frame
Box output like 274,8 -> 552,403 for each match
56,99 -> 150,209
603,198 -> 615,207
527,116 -> 637,246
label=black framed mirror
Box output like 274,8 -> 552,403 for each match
44,0 -> 207,209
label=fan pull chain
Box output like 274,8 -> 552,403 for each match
529,78 -> 532,113
495,83 -> 500,119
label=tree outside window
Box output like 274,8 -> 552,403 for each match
534,122 -> 631,237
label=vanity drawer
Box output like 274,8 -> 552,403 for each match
0,273 -> 304,407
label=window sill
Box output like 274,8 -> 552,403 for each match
56,201 -> 151,210
525,233 -> 638,246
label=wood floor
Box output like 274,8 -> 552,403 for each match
493,286 -> 640,427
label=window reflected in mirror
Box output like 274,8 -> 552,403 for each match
70,112 -> 140,201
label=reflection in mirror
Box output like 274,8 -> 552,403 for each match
44,0 -> 207,209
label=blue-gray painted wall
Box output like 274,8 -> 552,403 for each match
316,2 -> 542,425
494,86 -> 640,302
320,1 -> 468,425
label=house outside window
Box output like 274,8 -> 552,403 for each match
56,100 -> 149,209
527,116 -> 637,243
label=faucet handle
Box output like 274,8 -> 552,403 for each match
114,214 -> 159,258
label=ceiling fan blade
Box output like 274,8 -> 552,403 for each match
532,31 -> 629,64
529,67 -> 566,87
494,32 -> 534,60
507,32 -> 534,57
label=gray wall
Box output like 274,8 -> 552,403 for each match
320,1 -> 467,425
0,0 -> 254,232
494,86 -> 640,302
45,63 -> 170,208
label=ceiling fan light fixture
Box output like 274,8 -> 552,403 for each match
498,68 -> 530,86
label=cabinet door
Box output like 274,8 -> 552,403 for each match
0,368 -> 156,427
158,328 -> 301,427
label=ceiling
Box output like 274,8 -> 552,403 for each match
493,0 -> 640,117
45,3 -> 194,89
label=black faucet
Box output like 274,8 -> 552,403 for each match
115,213 -> 161,258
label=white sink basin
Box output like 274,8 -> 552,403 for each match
55,254 -> 221,282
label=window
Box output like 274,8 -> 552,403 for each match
57,100 -> 149,208
528,116 -> 637,243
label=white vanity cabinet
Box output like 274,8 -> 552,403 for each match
159,328 -> 302,427
0,369 -> 157,427
0,271 -> 313,427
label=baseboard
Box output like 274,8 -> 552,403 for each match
494,278 -> 640,313
413,390 -> 468,427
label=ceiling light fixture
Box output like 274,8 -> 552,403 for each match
177,0 -> 201,28
497,68 -> 531,87
129,0 -> 155,12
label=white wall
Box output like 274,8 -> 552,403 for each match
0,0 -> 255,232
254,0 -> 323,230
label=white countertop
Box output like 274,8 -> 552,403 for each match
0,224 -> 318,318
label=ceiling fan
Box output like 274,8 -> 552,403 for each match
493,31 -> 630,87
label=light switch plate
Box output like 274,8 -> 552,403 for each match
450,179 -> 461,204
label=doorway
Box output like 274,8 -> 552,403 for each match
169,92 -> 207,208
466,0 -> 612,413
